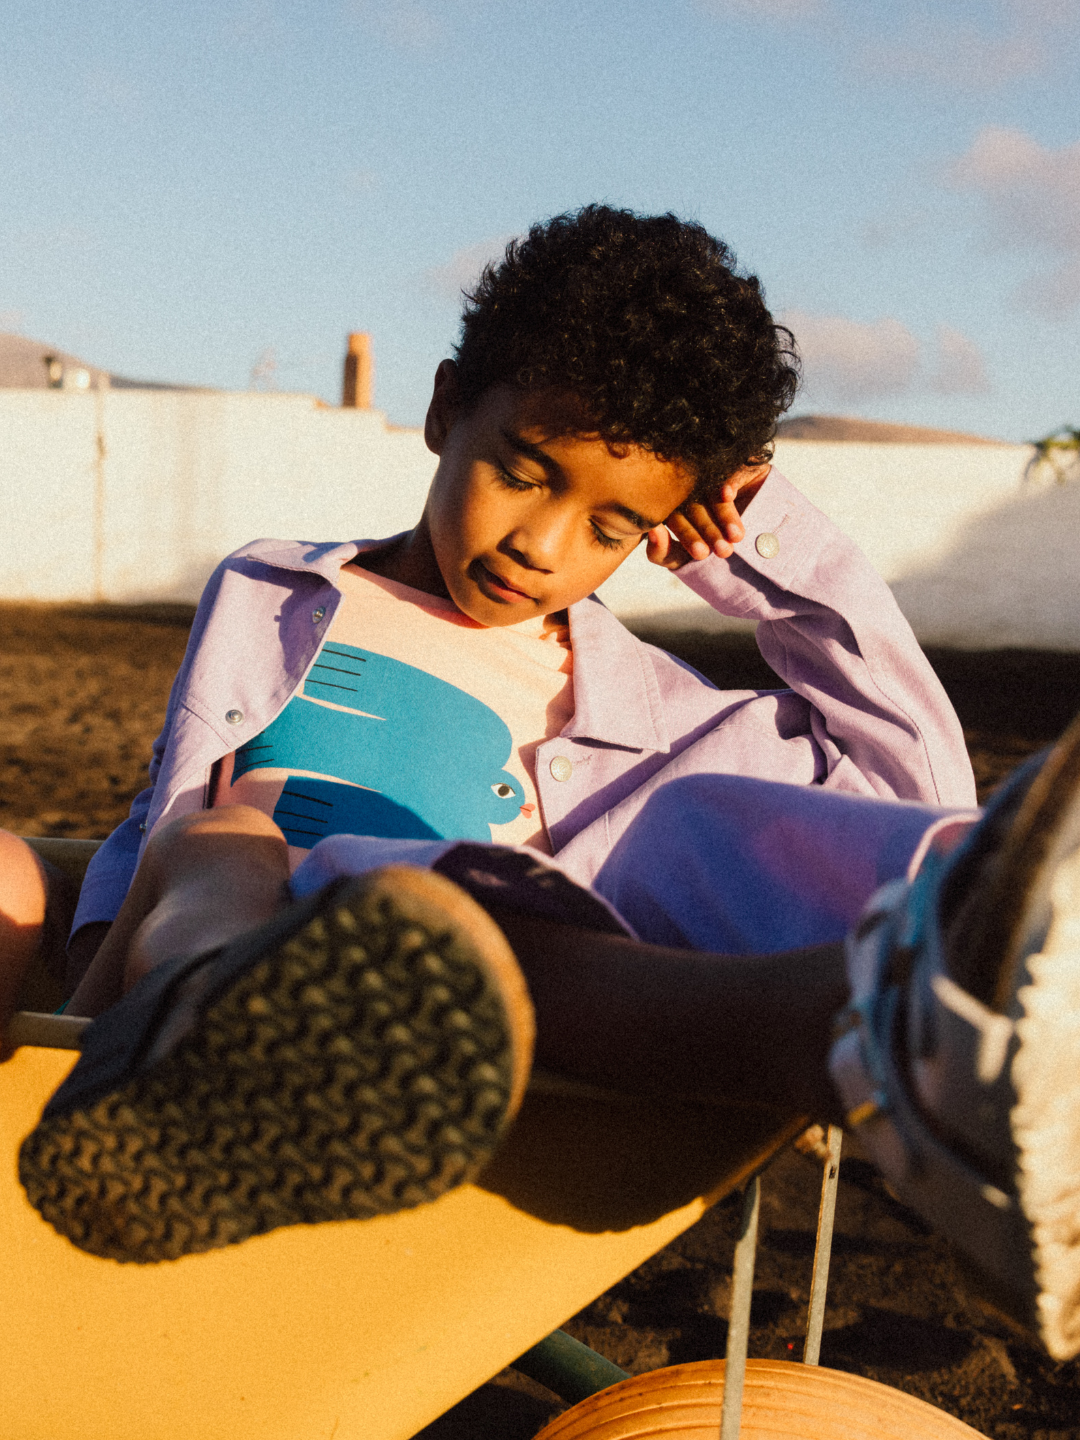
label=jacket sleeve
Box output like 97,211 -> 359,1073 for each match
67,560 -> 228,941
675,468 -> 976,807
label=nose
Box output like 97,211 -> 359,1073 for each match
500,499 -> 573,573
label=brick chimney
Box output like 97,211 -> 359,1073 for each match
342,332 -> 373,409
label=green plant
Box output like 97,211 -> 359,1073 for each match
1031,426 -> 1080,482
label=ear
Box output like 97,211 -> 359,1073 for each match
423,359 -> 461,457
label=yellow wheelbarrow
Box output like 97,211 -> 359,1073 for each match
3,839 -> 985,1439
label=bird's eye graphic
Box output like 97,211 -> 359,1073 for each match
492,783 -> 514,798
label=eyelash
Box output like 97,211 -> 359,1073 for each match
494,464 -> 534,494
494,462 -> 628,551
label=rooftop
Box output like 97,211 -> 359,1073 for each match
0,333 -> 199,392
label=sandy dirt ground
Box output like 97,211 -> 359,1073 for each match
3,603 -> 1080,1440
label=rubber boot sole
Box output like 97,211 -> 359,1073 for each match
18,867 -> 534,1263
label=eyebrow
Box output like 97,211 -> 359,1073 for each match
501,428 -> 559,474
609,501 -> 659,530
500,428 -> 663,531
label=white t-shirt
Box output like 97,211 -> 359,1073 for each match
215,562 -> 574,864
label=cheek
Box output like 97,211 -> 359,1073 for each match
429,471 -> 488,557
560,538 -> 639,599
599,543 -> 639,581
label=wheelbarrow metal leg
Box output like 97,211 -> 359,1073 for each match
719,1172 -> 760,1440
513,1327 -> 629,1405
802,1124 -> 842,1365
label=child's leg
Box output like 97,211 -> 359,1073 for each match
18,725 -> 1080,1356
66,805 -> 292,1017
62,802 -> 853,1119
486,906 -> 847,1119
581,769 -> 970,954
23,850 -> 534,1263
0,832 -> 80,1052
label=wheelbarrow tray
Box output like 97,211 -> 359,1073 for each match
1,839 -> 803,1440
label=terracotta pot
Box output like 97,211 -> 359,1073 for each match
533,1358 -> 986,1439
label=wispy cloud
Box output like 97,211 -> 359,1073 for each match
929,325 -> 991,395
423,234 -> 517,301
698,0 -> 1080,87
782,311 -> 920,402
783,310 -> 990,403
1005,0 -> 1080,24
858,0 -> 1080,88
947,126 -> 1080,316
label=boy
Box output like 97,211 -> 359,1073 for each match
64,204 -> 972,1004
5,207 -> 980,1268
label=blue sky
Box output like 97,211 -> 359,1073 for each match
2,0 -> 1078,441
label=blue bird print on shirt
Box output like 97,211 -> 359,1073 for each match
232,643 -> 526,845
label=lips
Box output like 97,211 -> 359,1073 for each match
473,561 -> 534,603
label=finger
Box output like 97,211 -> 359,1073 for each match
678,502 -> 739,559
646,525 -> 690,570
710,495 -> 746,547
667,508 -> 716,562
688,500 -> 746,553
645,525 -> 670,565
665,515 -> 710,563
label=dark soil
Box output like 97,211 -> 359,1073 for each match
0,604 -> 194,839
3,603 -> 1079,1440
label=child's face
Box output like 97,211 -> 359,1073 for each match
419,363 -> 694,627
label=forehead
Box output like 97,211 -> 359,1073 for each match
478,384 -> 626,451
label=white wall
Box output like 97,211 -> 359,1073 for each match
598,437 -> 1064,646
1,388 -> 1077,650
0,389 -> 437,603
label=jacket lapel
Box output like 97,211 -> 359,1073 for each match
565,595 -> 671,753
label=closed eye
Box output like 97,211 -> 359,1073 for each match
589,522 -> 628,551
494,462 -> 537,493
495,457 -> 634,550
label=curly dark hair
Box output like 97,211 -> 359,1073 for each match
453,205 -> 800,499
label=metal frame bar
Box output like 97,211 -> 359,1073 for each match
719,1174 -> 761,1440
513,1329 -> 629,1406
719,1123 -> 842,1435
803,1124 -> 843,1366
6,1012 -> 88,1049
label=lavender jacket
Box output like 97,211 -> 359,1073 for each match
71,470 -> 975,936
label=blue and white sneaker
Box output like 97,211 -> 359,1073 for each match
831,715 -> 1080,1360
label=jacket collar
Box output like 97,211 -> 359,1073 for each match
564,595 -> 671,753
235,540 -> 670,755
233,536 -> 370,585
